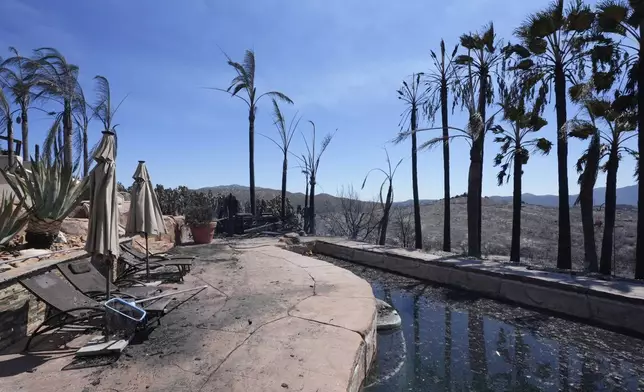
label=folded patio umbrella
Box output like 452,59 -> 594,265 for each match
85,130 -> 120,301
125,160 -> 167,280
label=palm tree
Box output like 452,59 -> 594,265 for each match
455,23 -> 504,257
426,40 -> 459,252
362,148 -> 403,245
572,115 -> 602,273
595,0 -> 644,278
93,76 -> 126,158
301,121 -> 335,235
300,164 -> 311,232
571,94 -> 637,275
492,85 -> 551,263
262,99 -> 300,220
31,47 -> 83,170
0,86 -> 15,166
220,49 -> 293,215
509,0 -> 596,269
0,47 -> 35,161
74,85 -> 91,176
395,73 -> 428,249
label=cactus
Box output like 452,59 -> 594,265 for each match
1,158 -> 89,248
0,192 -> 29,246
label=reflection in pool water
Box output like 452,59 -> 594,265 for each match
316,258 -> 644,392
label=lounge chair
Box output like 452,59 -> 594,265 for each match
120,242 -> 195,263
19,271 -> 170,351
117,252 -> 193,281
57,258 -> 168,300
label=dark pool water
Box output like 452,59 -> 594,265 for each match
316,256 -> 644,392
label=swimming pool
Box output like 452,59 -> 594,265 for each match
316,256 -> 644,392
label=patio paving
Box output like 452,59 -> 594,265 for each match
0,240 -> 377,392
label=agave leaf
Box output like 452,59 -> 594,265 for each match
1,158 -> 89,222
0,192 -> 29,246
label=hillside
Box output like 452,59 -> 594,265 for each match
194,184 -> 342,214
197,184 -> 639,209
414,197 -> 637,276
196,184 -> 638,276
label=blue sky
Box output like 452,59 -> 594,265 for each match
0,0 -> 637,202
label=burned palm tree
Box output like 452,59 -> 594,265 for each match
426,40 -> 460,252
301,121 -> 335,235
362,148 -> 404,245
594,0 -> 644,278
0,86 -> 15,165
508,0 -> 596,268
262,99 -> 300,221
31,47 -> 84,170
455,23 -> 504,258
219,49 -> 293,215
492,85 -> 551,263
0,47 -> 36,161
570,94 -> 637,275
93,76 -> 126,158
395,73 -> 428,249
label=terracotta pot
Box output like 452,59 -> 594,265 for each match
190,222 -> 216,244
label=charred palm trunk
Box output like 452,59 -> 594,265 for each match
636,22 -> 644,279
379,184 -> 393,245
6,120 -> 14,167
579,133 -> 600,272
477,64 -> 488,257
83,126 -> 89,177
467,127 -> 483,257
63,100 -> 73,170
249,107 -> 256,216
20,105 -> 28,161
309,176 -> 316,235
600,143 -> 619,275
511,150 -> 522,262
441,74 -> 451,252
281,154 -> 287,221
554,63 -> 571,269
304,176 -> 309,232
411,104 -> 423,249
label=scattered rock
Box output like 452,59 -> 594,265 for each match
61,218 -> 89,236
281,383 -> 289,388
18,249 -> 50,258
69,201 -> 90,218
55,232 -> 67,244
375,298 -> 402,330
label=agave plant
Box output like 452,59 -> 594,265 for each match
0,192 -> 29,246
0,157 -> 89,248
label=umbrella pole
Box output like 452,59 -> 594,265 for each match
105,254 -> 112,339
145,233 -> 150,281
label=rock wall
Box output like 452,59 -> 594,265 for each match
0,269 -> 53,350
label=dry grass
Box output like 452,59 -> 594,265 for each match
418,197 -> 638,277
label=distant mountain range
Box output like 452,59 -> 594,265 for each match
395,184 -> 638,208
489,184 -> 638,207
197,184 -> 638,209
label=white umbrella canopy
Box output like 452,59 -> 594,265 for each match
85,130 -> 120,299
125,161 -> 167,279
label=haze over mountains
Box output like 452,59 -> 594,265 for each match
198,184 -> 638,208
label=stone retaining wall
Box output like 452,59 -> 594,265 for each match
313,239 -> 644,337
0,269 -> 51,350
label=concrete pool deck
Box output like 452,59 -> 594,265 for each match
0,240 -> 377,392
